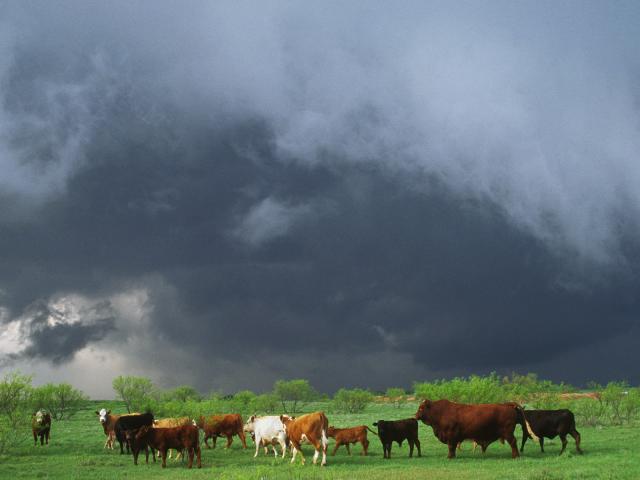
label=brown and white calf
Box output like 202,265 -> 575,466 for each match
280,412 -> 329,466
95,409 -> 119,449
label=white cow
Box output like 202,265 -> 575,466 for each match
243,415 -> 288,458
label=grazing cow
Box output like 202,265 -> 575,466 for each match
372,418 -> 420,459
114,413 -> 155,454
153,417 -> 193,460
243,415 -> 288,458
196,414 -> 247,449
520,409 -> 582,455
327,425 -> 377,456
280,412 -> 329,466
133,425 -> 202,469
415,399 -> 538,459
32,410 -> 51,446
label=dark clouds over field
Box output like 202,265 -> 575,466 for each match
1,1 -> 640,397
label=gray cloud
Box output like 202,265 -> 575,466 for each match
1,1 -> 639,396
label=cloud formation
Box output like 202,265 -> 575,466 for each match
1,1 -> 639,396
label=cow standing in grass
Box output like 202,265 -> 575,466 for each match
134,425 -> 202,469
153,417 -> 194,460
243,415 -> 288,458
280,412 -> 329,466
196,414 -> 247,449
372,418 -> 421,458
327,425 -> 376,456
520,409 -> 582,455
415,399 -> 538,459
114,413 -> 154,454
32,410 -> 51,446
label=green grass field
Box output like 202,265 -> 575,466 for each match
1,401 -> 638,480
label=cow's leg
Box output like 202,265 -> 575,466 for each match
571,429 -> 582,454
559,434 -> 568,455
132,447 -> 139,466
33,430 -> 37,446
416,437 -> 421,457
520,432 -> 528,452
187,446 -> 194,469
409,439 -> 414,457
196,444 -> 202,468
239,430 -> 248,449
225,434 -> 233,449
161,449 -> 167,468
386,442 -> 393,459
362,438 -> 369,456
204,434 -> 211,449
481,442 -> 488,454
539,437 -> 545,453
157,449 -> 162,458
212,435 -> 217,449
447,442 -> 457,459
254,435 -> 261,457
506,434 -> 519,458
345,443 -> 351,455
280,438 -> 287,459
332,441 -> 340,456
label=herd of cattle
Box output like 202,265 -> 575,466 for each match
31,399 -> 583,469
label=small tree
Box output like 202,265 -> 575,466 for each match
386,387 -> 406,408
31,383 -> 88,420
112,376 -> 155,413
162,385 -> 201,403
602,381 -> 627,425
333,388 -> 373,413
273,379 -> 316,413
233,390 -> 256,413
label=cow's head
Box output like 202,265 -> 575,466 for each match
415,400 -> 432,423
243,415 -> 257,433
326,426 -> 337,438
134,425 -> 152,443
95,408 -> 111,424
279,414 -> 294,430
33,409 -> 46,425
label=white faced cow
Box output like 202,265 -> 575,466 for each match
243,415 -> 288,458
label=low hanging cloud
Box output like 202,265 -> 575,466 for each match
1,1 -> 640,396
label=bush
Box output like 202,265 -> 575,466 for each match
30,383 -> 88,420
574,397 -> 606,427
333,388 -> 373,413
621,388 -> 640,423
0,371 -> 33,453
112,376 -> 156,413
386,387 -> 406,409
273,379 -> 317,413
251,393 -> 280,414
601,381 -> 628,425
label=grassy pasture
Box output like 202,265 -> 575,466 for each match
0,401 -> 638,480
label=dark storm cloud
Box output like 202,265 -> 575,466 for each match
1,1 -> 640,394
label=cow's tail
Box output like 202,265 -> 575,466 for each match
366,426 -> 379,437
515,405 -> 539,443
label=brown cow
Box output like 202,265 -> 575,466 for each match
327,425 -> 376,456
153,417 -> 194,460
196,414 -> 247,449
280,412 -> 329,466
95,409 -> 141,450
415,399 -> 538,459
133,425 -> 202,469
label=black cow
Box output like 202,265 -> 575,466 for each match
372,418 -> 421,458
114,413 -> 154,454
520,409 -> 582,455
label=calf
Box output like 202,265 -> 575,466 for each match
327,425 -> 376,456
114,413 -> 154,454
415,399 -> 538,459
520,409 -> 582,455
372,418 -> 421,458
196,414 -> 247,449
96,409 -> 138,449
243,415 -> 288,458
153,417 -> 193,460
280,412 -> 329,466
124,429 -> 156,465
32,410 -> 51,446
134,425 -> 202,468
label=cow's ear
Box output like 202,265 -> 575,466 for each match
107,410 -> 111,415
95,411 -> 99,416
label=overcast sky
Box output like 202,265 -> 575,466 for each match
1,1 -> 639,398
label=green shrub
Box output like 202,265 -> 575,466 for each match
386,387 -> 406,408
601,381 -> 628,425
30,383 -> 88,420
0,371 -> 33,453
333,388 -> 373,413
112,376 -> 156,413
251,393 -> 280,414
621,388 -> 640,423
